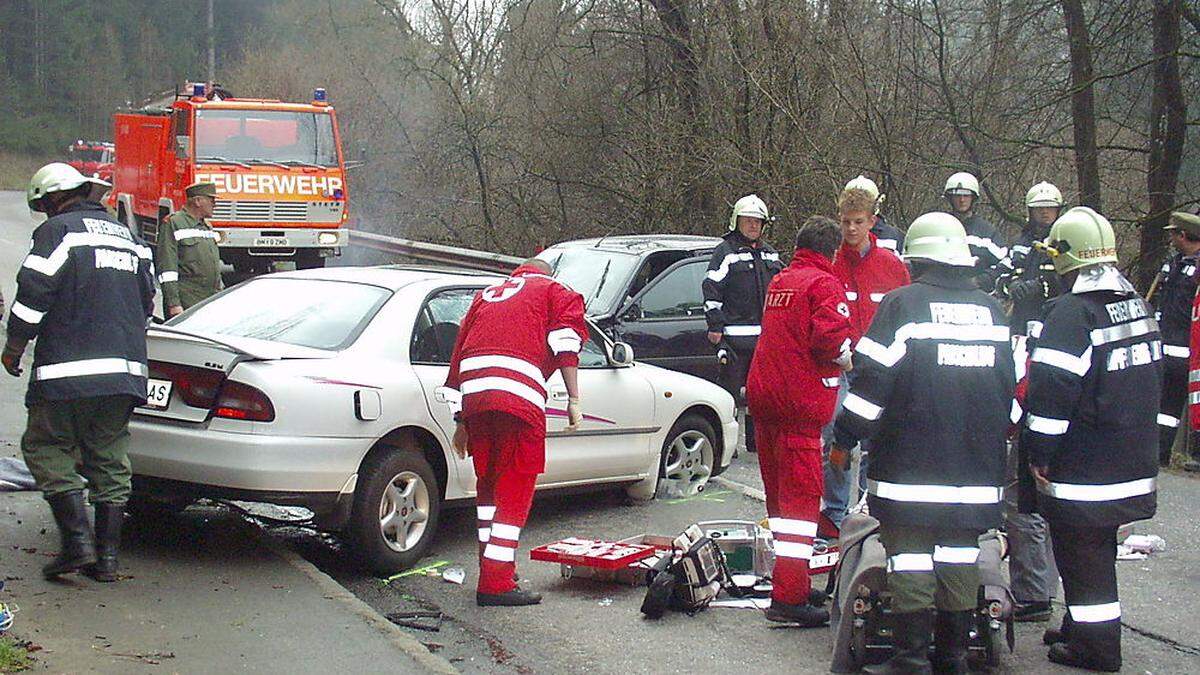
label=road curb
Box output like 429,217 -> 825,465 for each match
263,539 -> 460,675
713,475 -> 766,502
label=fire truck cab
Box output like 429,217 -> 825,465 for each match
110,83 -> 349,272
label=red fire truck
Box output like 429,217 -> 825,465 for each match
109,82 -> 349,272
66,140 -> 115,183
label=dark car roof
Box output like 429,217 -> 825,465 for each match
545,234 -> 722,256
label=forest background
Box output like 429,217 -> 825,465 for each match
1,0 -> 1196,285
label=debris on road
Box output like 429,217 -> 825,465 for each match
441,566 -> 465,585
385,611 -> 444,632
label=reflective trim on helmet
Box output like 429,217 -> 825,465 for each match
1038,477 -> 1156,502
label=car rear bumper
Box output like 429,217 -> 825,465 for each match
721,419 -> 738,468
128,416 -> 370,494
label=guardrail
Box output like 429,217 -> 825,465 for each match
348,229 -> 522,273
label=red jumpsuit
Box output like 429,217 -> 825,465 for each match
746,248 -> 855,605
444,264 -> 588,595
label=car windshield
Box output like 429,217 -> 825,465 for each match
170,278 -> 391,350
537,248 -> 639,314
195,109 -> 338,167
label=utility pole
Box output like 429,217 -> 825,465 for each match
207,0 -> 215,82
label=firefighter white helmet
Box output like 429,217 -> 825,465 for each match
1025,181 -> 1064,209
27,162 -> 110,212
902,212 -> 976,267
845,175 -> 884,215
943,172 -> 980,198
728,194 -> 770,231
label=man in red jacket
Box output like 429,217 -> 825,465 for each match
747,216 -> 854,626
822,187 -> 912,531
443,259 -> 588,606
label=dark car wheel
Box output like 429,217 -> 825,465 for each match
345,446 -> 441,577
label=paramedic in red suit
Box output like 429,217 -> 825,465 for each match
746,216 -> 854,627
442,258 -> 588,607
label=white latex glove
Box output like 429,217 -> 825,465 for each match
566,397 -> 583,431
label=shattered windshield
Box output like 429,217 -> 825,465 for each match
537,247 -> 639,315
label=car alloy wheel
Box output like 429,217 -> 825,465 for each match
378,470 -> 431,553
657,415 -> 716,498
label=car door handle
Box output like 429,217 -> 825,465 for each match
548,388 -> 569,401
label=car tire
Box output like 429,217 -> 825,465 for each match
346,446 -> 441,576
627,413 -> 717,501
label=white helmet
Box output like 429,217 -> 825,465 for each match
729,194 -> 770,231
845,175 -> 884,215
27,162 -> 110,212
902,212 -> 976,267
943,171 -> 980,198
1025,181 -> 1064,208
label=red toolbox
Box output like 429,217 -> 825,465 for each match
530,535 -> 673,584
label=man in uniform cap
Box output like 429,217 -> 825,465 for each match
157,182 -> 222,317
1152,210 -> 1200,465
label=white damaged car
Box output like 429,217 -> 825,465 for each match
127,266 -> 737,574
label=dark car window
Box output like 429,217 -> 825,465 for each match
411,287 -> 478,364
636,261 -> 707,319
412,287 -> 611,368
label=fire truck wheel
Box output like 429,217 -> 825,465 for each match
346,445 -> 442,576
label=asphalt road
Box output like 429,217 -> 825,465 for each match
2,190 -> 1199,673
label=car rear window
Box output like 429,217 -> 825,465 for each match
171,277 -> 392,350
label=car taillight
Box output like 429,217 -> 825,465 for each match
213,381 -> 275,422
148,360 -> 224,408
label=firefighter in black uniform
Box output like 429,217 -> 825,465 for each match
1024,206 -> 1160,672
944,171 -> 1008,291
3,163 -> 155,582
703,194 -> 783,454
833,212 -> 1015,674
994,181 -> 1065,624
1151,210 -> 1200,465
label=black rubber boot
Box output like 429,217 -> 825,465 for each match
864,610 -> 934,674
476,587 -> 542,607
764,600 -> 829,627
85,502 -> 124,582
1047,642 -> 1121,672
1044,614 -> 1072,645
808,587 -> 828,608
42,491 -> 97,579
931,610 -> 971,674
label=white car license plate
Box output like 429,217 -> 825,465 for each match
254,236 -> 289,247
146,378 -> 173,410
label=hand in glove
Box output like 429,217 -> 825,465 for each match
2,338 -> 26,377
566,397 -> 583,431
1008,278 -> 1043,302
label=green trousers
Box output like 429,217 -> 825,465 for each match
21,395 -> 136,504
879,522 -> 982,613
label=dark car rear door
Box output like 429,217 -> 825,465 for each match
610,256 -> 719,383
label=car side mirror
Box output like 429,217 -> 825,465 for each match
610,341 -> 634,366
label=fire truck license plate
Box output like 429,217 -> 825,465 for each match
254,236 -> 289,247
146,379 -> 173,410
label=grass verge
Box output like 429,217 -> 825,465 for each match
0,636 -> 32,673
0,152 -> 49,192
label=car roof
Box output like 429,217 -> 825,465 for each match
268,264 -> 503,291
546,234 -> 722,255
